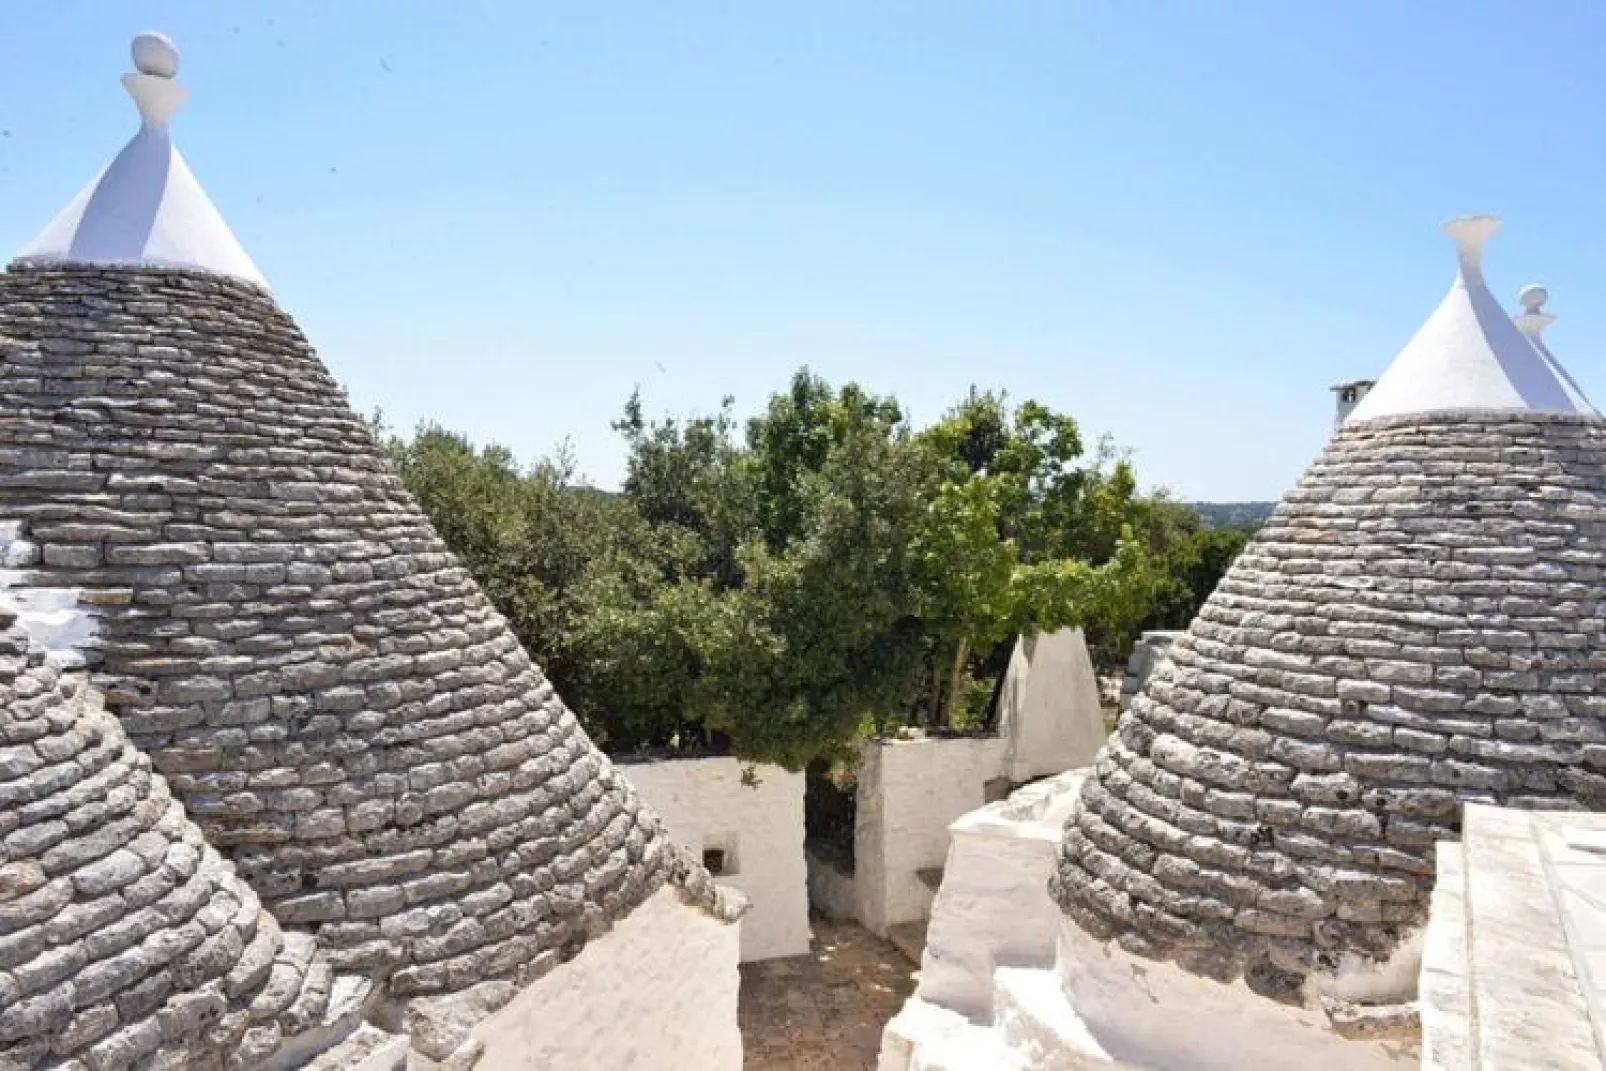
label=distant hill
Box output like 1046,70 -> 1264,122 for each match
1190,501 -> 1276,529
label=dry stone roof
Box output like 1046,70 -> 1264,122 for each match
0,588 -> 358,1071
1054,218 -> 1606,1001
0,32 -> 739,1067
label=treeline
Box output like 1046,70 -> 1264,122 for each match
371,369 -> 1251,770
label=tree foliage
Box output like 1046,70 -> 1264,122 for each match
375,370 -> 1245,769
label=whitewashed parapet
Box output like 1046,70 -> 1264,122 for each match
914,770 -> 1086,1019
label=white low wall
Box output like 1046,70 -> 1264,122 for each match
855,734 -> 1009,936
473,887 -> 742,1070
881,764 -> 1419,1071
848,628 -> 1105,936
916,770 -> 1086,1020
625,756 -> 811,962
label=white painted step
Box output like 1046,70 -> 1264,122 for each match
993,967 -> 1118,1070
1419,839 -> 1470,1071
911,1019 -> 1025,1071
881,997 -> 1022,1071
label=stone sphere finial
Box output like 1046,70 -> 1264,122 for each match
1519,284 -> 1549,314
131,32 -> 180,79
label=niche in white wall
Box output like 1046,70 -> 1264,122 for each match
703,832 -> 740,877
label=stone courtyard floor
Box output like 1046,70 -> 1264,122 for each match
740,918 -> 918,1069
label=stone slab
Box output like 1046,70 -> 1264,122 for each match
1421,805 -> 1606,1069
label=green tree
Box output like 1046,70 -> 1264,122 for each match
691,377 -> 929,765
910,391 -> 1157,722
375,372 -> 1230,769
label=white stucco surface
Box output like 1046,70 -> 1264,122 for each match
0,523 -> 97,660
471,886 -> 742,1071
997,628 -> 1106,782
623,756 -> 810,961
915,771 -> 1086,1020
855,734 -> 1009,935
1346,216 -> 1592,423
1053,920 -> 1416,1070
884,770 -> 1415,1071
881,997 -> 1028,1071
849,630 -> 1101,935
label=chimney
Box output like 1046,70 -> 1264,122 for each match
1330,379 -> 1376,428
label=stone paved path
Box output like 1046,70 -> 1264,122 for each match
740,919 -> 918,1069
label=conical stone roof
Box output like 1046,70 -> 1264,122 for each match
0,34 -> 735,1015
1053,218 -> 1606,1001
0,588 -> 347,1071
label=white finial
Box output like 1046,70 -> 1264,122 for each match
131,32 -> 180,78
1516,284 -> 1556,339
1443,214 -> 1499,285
123,33 -> 188,127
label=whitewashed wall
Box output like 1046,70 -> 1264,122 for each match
473,887 -> 742,1070
914,770 -> 1085,1019
882,772 -> 1414,1071
625,756 -> 810,962
855,735 -> 1009,936
851,627 -> 1105,935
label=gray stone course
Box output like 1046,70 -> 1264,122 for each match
1054,410 -> 1606,996
0,601 -> 352,1069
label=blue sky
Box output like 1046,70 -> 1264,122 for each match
2,3 -> 1603,501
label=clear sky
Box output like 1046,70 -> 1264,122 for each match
2,3 -> 1603,502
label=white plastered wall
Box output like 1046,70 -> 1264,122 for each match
881,771 -> 1416,1071
624,756 -> 810,961
855,735 -> 1009,936
828,628 -> 1100,937
472,887 -> 742,1071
